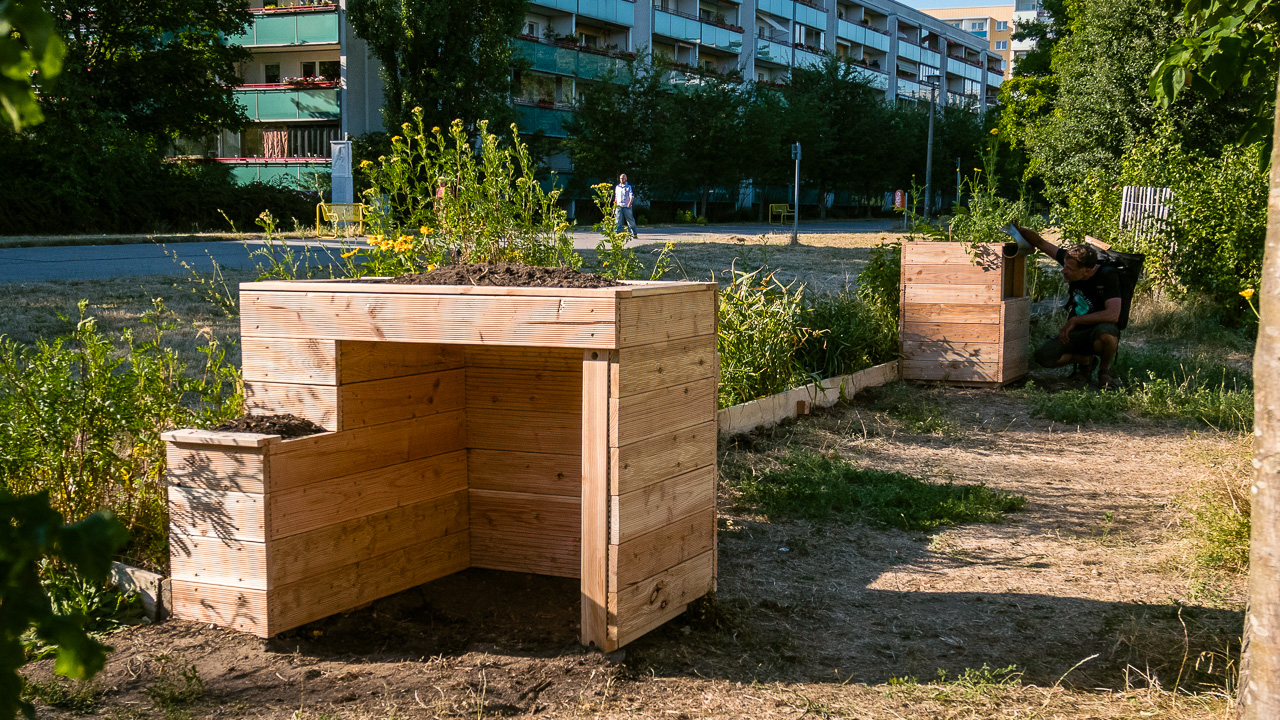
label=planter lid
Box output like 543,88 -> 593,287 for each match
239,278 -> 717,299
161,428 -> 281,448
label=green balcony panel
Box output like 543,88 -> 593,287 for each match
235,87 -> 340,121
756,38 -> 791,64
794,3 -> 825,28
515,104 -> 573,138
577,0 -> 635,26
757,0 -> 789,17
228,161 -> 331,185
576,51 -> 626,79
654,10 -> 699,43
530,0 -> 577,13
701,24 -> 742,52
231,9 -> 338,47
516,39 -> 578,75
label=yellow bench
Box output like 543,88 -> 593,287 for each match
315,202 -> 367,237
768,203 -> 794,225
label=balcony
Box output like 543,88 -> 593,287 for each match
219,158 -> 331,185
234,83 -> 340,121
514,100 -> 575,137
514,37 -> 632,79
896,40 -> 940,67
793,2 -> 825,29
793,45 -> 825,68
577,0 -> 637,26
228,6 -> 339,47
653,7 -> 743,53
755,36 -> 792,65
836,19 -> 890,52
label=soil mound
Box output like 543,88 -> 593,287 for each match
210,413 -> 325,438
387,263 -> 620,288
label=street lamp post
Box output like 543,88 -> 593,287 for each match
924,74 -> 941,220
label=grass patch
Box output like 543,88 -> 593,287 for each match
861,382 -> 957,435
145,657 -> 205,708
23,677 -> 101,713
724,450 -> 1025,529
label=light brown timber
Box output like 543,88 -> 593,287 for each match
611,420 -> 717,496
468,449 -> 580,496
609,508 -> 715,588
340,368 -> 465,430
610,465 -> 716,544
240,337 -> 337,384
337,341 -> 464,383
608,550 -> 715,647
581,350 -> 613,650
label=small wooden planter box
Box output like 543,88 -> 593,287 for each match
164,279 -> 719,651
899,242 -> 1031,385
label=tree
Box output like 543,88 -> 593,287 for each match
1008,0 -> 1067,78
347,0 -> 525,134
45,0 -> 251,141
0,0 -> 64,130
1151,2 -> 1279,717
666,77 -> 747,218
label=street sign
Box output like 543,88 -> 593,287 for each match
791,142 -> 801,161
893,189 -> 905,209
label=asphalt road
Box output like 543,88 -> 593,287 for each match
0,219 -> 898,283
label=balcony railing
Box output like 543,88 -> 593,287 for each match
652,4 -> 743,33
795,0 -> 825,12
229,5 -> 338,46
216,157 -> 331,185
233,83 -> 340,121
515,36 -> 634,79
513,100 -> 574,137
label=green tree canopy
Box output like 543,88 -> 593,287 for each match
348,0 -> 526,133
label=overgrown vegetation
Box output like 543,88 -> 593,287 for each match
0,301 -> 242,570
724,449 -> 1026,530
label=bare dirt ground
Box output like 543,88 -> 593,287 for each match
23,382 -> 1246,720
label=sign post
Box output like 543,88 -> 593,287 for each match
791,142 -> 801,246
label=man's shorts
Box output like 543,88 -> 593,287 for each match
1033,322 -> 1122,368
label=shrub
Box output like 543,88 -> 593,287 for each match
717,266 -> 808,408
0,301 -> 242,569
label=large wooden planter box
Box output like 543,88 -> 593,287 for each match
164,279 -> 719,651
899,242 -> 1031,385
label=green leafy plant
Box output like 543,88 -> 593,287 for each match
589,182 -> 642,279
0,492 -> 129,719
360,112 -> 580,275
724,449 -> 1025,529
144,657 -> 204,708
717,265 -> 809,408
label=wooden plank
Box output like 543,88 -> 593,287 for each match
902,264 -> 999,285
169,534 -> 268,590
611,465 -> 716,545
1003,336 -> 1030,381
901,341 -> 1001,363
617,280 -> 718,298
170,580 -> 269,637
610,377 -> 718,447
466,407 -> 579,454
902,321 -> 1003,344
612,420 -> 717,496
269,530 -> 470,634
610,508 -> 715,588
271,450 -> 467,539
340,368 -> 466,430
469,489 -> 581,538
900,359 -> 1003,382
902,303 -> 1002,325
612,335 -> 717,398
240,337 -> 337,385
608,550 -> 714,647
470,528 -> 579,578
269,411 -> 465,491
617,290 -> 717,348
902,242 -> 1002,269
241,291 -> 617,348
162,429 -> 278,448
168,486 -> 265,542
904,283 -> 1002,304
166,445 -> 264,494
463,345 -> 584,372
1004,297 -> 1031,340
468,450 -> 580,496
465,367 -> 581,411
270,490 -> 468,586
244,381 -> 338,430
581,349 -> 612,650
244,279 -> 671,298
338,341 -> 464,383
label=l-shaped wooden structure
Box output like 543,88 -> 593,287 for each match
163,279 -> 719,651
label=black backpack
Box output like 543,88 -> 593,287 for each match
1091,248 -> 1145,331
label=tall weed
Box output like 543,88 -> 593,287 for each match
717,266 -> 808,408
0,301 -> 243,569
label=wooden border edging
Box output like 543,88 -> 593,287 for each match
110,562 -> 171,621
716,361 -> 899,437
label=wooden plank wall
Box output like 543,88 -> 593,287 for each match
605,290 -> 719,649
900,242 -> 1029,385
465,346 -> 584,579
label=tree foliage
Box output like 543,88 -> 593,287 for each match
0,0 -> 64,130
347,0 -> 526,133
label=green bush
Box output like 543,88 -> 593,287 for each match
725,450 -> 1026,529
717,266 -> 808,408
0,301 -> 242,569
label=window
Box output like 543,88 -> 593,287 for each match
994,40 -> 1008,50
264,64 -> 280,84
301,61 -> 316,78
319,60 -> 339,80
523,20 -> 540,37
995,20 -> 1008,31
949,21 -> 961,28
969,20 -> 985,31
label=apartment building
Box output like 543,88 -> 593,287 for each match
919,5 -> 1013,78
214,0 -> 1001,183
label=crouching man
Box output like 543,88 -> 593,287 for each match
1013,226 -> 1123,389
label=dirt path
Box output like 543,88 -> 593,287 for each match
24,386 -> 1244,719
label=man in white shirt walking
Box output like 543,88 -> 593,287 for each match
614,173 -> 637,238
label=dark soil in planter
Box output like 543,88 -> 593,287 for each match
387,263 -> 620,289
210,413 -> 325,438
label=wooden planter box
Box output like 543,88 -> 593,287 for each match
899,242 -> 1031,385
164,279 -> 720,651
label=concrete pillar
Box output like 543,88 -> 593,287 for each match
740,0 -> 758,79
885,14 -> 898,103
936,36 -> 949,108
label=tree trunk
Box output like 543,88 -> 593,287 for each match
1241,75 -> 1280,720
